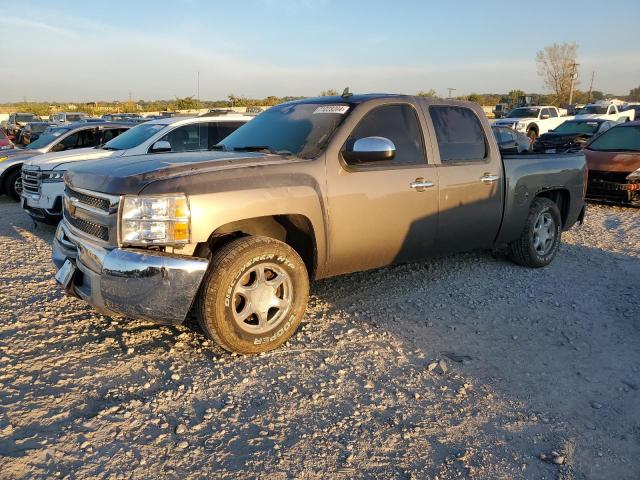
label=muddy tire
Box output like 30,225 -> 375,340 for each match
196,236 -> 309,354
3,169 -> 22,201
509,197 -> 562,268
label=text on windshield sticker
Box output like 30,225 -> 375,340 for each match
313,105 -> 350,115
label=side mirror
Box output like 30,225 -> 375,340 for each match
343,136 -> 396,163
548,129 -> 554,132
541,114 -> 550,119
150,140 -> 172,153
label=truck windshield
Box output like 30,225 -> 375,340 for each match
102,123 -> 166,150
506,108 -> 540,118
218,102 -> 351,158
554,121 -> 601,135
588,126 -> 640,152
26,128 -> 71,149
578,106 -> 607,115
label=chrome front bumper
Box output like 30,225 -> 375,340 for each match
52,222 -> 209,324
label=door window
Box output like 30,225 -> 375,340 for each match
101,128 -> 128,143
208,121 -> 245,148
548,108 -> 558,118
344,104 -> 426,166
429,106 -> 487,163
158,124 -> 208,152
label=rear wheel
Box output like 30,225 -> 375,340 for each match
3,169 -> 22,201
196,236 -> 309,354
509,197 -> 562,267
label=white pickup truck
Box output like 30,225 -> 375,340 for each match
575,102 -> 635,122
493,106 -> 572,140
21,114 -> 251,223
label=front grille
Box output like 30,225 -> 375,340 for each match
65,214 -> 109,241
587,171 -> 635,202
65,186 -> 111,212
22,169 -> 41,195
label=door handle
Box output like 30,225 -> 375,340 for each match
481,174 -> 499,184
410,178 -> 434,191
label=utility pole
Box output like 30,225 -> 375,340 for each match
197,71 -> 200,103
588,71 -> 595,102
568,62 -> 579,105
447,87 -> 456,99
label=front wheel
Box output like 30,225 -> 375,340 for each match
3,169 -> 23,201
509,197 -> 562,267
196,236 -> 309,354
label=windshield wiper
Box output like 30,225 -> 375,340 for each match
210,144 -> 226,151
233,146 -> 293,156
101,146 -> 120,151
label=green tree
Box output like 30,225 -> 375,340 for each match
507,89 -> 525,105
416,89 -> 437,98
174,96 -> 198,110
466,93 -> 482,104
628,85 -> 640,102
319,89 -> 339,96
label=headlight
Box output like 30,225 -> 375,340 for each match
627,168 -> 640,180
42,171 -> 65,182
120,194 -> 190,246
515,122 -> 526,131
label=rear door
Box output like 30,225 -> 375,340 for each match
325,101 -> 439,276
427,105 -> 504,253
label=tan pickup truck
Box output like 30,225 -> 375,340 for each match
52,94 -> 587,354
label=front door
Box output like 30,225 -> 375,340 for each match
325,102 -> 439,276
428,105 -> 504,253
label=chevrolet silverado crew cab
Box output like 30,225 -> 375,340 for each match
53,94 -> 587,354
21,114 -> 250,224
494,106 -> 572,140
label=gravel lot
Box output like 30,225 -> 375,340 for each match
0,197 -> 638,479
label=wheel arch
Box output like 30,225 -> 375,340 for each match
196,214 -> 319,279
0,162 -> 23,196
534,188 -> 571,229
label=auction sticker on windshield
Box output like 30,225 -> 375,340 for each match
313,105 -> 350,114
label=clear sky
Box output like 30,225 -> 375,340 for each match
1,0 -> 639,102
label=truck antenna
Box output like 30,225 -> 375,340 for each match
341,87 -> 352,98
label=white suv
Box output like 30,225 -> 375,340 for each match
21,114 -> 252,223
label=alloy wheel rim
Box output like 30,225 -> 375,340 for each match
231,262 -> 293,335
14,177 -> 23,196
533,211 -> 555,255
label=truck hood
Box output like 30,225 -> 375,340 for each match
536,132 -> 592,149
65,150 -> 294,194
494,118 -> 535,125
23,147 -> 121,170
584,149 -> 640,174
0,149 -> 42,165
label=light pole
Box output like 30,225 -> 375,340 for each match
568,63 -> 579,105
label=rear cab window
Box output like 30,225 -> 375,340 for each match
429,106 -> 488,163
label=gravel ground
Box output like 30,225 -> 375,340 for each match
0,197 -> 638,480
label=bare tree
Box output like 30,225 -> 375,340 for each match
535,42 -> 579,105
